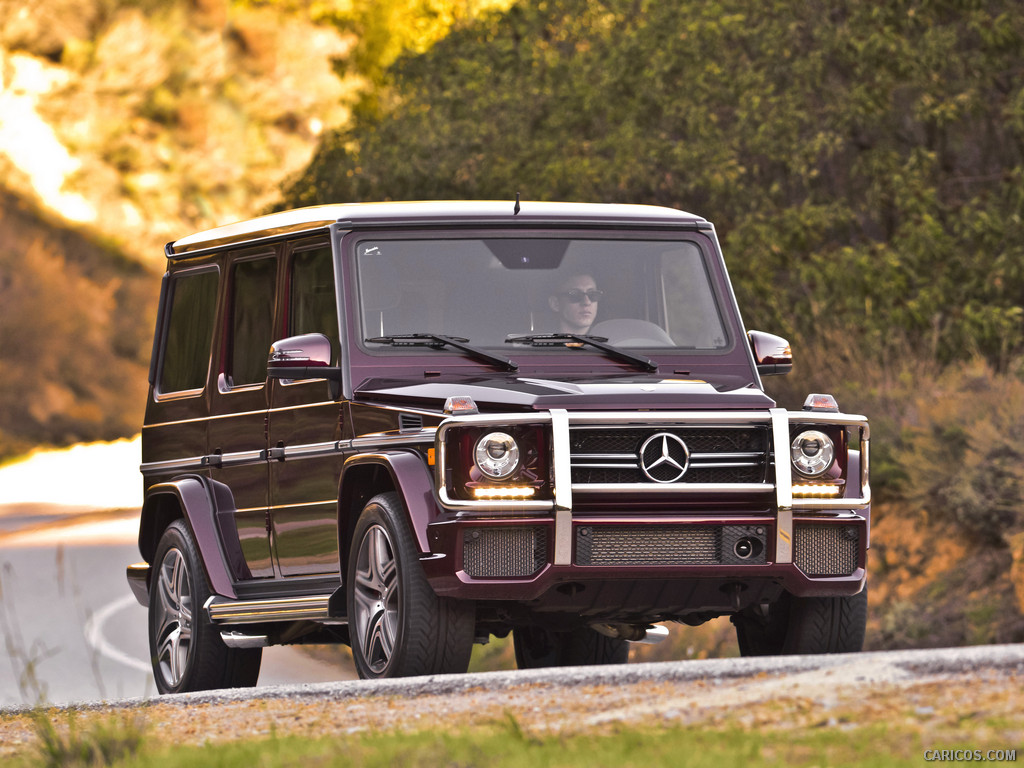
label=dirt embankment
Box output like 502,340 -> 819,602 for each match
2,646 -> 1023,758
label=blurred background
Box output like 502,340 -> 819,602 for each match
1,0 -> 1023,705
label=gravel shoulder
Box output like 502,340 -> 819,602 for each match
3,645 -> 1023,757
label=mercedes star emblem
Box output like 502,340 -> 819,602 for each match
639,432 -> 691,483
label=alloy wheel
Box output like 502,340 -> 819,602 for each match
153,547 -> 193,688
352,524 -> 400,675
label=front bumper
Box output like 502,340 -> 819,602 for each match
422,512 -> 868,603
427,407 -> 870,608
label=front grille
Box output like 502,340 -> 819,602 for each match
462,527 -> 547,578
569,426 -> 769,486
575,524 -> 767,567
794,524 -> 860,576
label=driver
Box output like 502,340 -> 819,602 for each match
548,274 -> 603,335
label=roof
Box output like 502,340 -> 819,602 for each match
167,200 -> 709,257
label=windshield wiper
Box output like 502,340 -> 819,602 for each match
366,334 -> 518,372
505,333 -> 658,372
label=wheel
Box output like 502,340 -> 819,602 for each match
347,492 -> 474,679
732,586 -> 867,656
148,519 -> 262,694
512,625 -> 629,669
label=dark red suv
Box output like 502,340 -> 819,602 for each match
126,201 -> 870,692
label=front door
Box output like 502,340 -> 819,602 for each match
268,239 -> 347,577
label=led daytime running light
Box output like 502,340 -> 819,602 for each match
793,484 -> 842,498
472,486 -> 536,499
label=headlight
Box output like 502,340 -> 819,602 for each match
791,430 -> 834,477
474,432 -> 520,479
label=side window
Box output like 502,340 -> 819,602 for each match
290,246 -> 339,357
228,256 -> 277,387
159,269 -> 219,394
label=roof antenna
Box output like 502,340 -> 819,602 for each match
513,192 -> 521,216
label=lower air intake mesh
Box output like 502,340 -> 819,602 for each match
794,524 -> 860,576
462,527 -> 547,578
575,525 -> 719,566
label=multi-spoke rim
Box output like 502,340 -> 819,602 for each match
352,523 -> 400,675
153,547 -> 193,688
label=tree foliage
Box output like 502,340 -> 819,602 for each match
284,0 -> 1024,367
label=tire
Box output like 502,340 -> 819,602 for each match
347,492 -> 474,679
732,586 -> 867,656
512,625 -> 629,669
148,519 -> 262,694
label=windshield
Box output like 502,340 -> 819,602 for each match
355,237 -> 729,353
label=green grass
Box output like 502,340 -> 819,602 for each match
10,716 -> 935,768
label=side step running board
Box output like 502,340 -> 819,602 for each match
206,595 -> 343,625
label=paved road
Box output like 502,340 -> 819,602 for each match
0,510 -> 355,708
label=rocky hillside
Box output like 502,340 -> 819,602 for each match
0,0 -> 356,457
0,0 -> 354,264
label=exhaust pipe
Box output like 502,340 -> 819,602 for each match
591,622 -> 670,645
220,631 -> 270,649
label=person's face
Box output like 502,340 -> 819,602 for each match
549,275 -> 600,333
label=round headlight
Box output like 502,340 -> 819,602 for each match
791,430 -> 835,477
474,432 -> 520,479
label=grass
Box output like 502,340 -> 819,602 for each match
28,710 -> 146,768
5,716 -> 937,768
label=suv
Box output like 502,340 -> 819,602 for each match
127,201 -> 870,692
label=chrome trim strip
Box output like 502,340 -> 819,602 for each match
550,409 -> 573,565
351,430 -> 436,450
572,482 -> 774,495
207,595 -> 334,624
282,441 -> 344,459
219,449 -> 267,467
140,456 -> 207,475
770,408 -> 793,564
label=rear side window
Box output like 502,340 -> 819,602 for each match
159,269 -> 219,394
228,257 -> 277,386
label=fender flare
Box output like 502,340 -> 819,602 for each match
338,450 -> 439,561
139,475 -> 248,600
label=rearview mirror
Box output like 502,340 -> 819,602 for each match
267,333 -> 343,398
748,330 -> 792,376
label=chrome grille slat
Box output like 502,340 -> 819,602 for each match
569,425 -> 770,487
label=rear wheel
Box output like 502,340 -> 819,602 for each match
347,492 -> 474,679
732,586 -> 867,656
148,519 -> 262,693
513,625 -> 629,669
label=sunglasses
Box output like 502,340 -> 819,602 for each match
560,289 -> 604,303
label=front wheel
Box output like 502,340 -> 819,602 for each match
148,519 -> 262,693
732,586 -> 867,656
347,492 -> 474,679
512,625 -> 629,669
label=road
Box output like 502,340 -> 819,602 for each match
0,506 -> 355,708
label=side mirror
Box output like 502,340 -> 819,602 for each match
267,333 -> 343,398
748,330 -> 792,376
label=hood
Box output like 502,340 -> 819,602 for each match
353,373 -> 775,412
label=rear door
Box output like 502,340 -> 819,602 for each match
207,248 -> 279,579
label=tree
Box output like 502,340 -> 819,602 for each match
283,0 -> 1024,366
